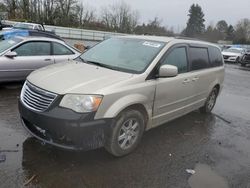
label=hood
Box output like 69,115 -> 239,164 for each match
27,61 -> 133,95
222,51 -> 241,56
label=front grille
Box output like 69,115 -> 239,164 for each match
21,82 -> 57,112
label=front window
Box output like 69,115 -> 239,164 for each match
0,37 -> 22,54
13,41 -> 51,56
161,47 -> 188,74
78,37 -> 166,73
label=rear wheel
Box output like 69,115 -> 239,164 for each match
200,87 -> 218,113
105,109 -> 145,157
240,63 -> 246,67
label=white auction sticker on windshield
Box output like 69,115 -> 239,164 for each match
143,41 -> 162,48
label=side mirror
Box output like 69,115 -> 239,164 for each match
158,64 -> 178,78
5,51 -> 17,58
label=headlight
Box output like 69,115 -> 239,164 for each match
59,94 -> 103,113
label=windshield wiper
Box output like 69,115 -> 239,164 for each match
76,57 -> 118,71
84,60 -> 117,71
76,56 -> 87,63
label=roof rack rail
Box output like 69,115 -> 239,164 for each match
174,36 -> 201,41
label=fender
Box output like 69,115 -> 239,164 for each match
95,93 -> 153,123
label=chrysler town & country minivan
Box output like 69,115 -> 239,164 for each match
19,36 -> 224,156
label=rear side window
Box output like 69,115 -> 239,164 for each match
209,47 -> 223,67
190,47 -> 209,71
162,47 -> 188,73
53,42 -> 74,55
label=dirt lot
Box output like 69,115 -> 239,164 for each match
0,64 -> 250,188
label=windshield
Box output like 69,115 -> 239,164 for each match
0,38 -> 22,54
224,48 -> 244,53
13,23 -> 33,30
78,38 -> 166,73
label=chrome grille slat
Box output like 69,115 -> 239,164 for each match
25,86 -> 54,100
23,96 -> 49,108
23,98 -> 44,110
25,91 -> 51,105
21,82 -> 57,112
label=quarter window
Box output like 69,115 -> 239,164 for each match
190,47 -> 209,71
53,42 -> 74,55
162,47 -> 188,74
209,47 -> 223,67
13,41 -> 51,56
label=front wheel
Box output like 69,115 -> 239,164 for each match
236,57 -> 240,64
105,109 -> 145,157
200,87 -> 218,113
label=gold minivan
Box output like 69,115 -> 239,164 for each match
19,36 -> 225,156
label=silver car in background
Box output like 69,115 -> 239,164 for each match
0,37 -> 81,83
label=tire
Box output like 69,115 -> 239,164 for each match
105,109 -> 145,157
200,87 -> 218,113
241,63 -> 246,67
236,57 -> 240,64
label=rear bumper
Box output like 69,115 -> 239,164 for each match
19,100 -> 113,151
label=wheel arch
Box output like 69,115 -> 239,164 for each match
117,103 -> 149,128
96,94 -> 152,128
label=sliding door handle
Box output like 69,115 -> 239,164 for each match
183,79 -> 190,84
192,77 -> 199,81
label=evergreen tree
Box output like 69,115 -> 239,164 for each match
185,4 -> 205,37
216,20 -> 228,34
226,25 -> 235,41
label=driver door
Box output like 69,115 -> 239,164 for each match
152,45 -> 197,127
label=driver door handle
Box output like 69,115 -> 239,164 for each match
44,58 -> 51,61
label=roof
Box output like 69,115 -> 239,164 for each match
0,29 -> 63,41
120,35 -> 174,43
14,22 -> 41,26
14,36 -> 65,43
119,35 -> 217,47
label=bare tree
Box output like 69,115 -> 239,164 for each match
234,18 -> 250,44
75,3 -> 95,27
101,1 -> 139,33
4,0 -> 18,18
43,0 -> 56,24
56,0 -> 76,26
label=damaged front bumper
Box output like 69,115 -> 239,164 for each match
19,100 -> 113,151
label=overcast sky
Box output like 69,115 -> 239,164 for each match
81,0 -> 250,32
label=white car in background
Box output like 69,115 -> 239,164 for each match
222,48 -> 246,63
2,22 -> 45,31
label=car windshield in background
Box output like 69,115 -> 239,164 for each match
79,38 -> 166,73
13,23 -> 33,30
0,38 -> 22,54
225,48 -> 243,53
